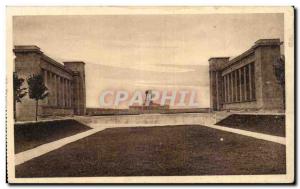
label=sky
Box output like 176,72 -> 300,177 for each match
13,14 -> 284,108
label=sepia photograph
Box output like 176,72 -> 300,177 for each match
6,6 -> 294,184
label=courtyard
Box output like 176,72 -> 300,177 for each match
15,118 -> 286,177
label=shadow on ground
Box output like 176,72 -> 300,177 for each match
14,119 -> 91,154
216,114 -> 285,137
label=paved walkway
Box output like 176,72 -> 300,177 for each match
15,123 -> 286,166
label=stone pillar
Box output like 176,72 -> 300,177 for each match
43,70 -> 47,86
72,73 -> 80,114
254,38 -> 284,110
227,74 -> 230,103
209,71 -> 216,110
51,73 -> 54,106
54,74 -> 57,106
48,72 -> 52,106
69,80 -> 72,107
243,66 -> 247,101
65,80 -> 68,107
64,61 -> 86,115
61,77 -> 65,108
224,75 -> 226,103
234,72 -> 236,102
52,74 -> 55,106
239,69 -> 242,102
226,75 -> 229,103
248,64 -> 252,101
215,72 -> 220,107
230,74 -> 232,102
228,73 -> 232,103
43,70 -> 48,104
234,70 -> 238,102
227,75 -> 229,103
64,78 -> 67,107
67,79 -> 70,107
230,72 -> 233,103
208,57 -> 230,111
57,76 -> 61,107
66,80 -> 68,107
56,76 -> 58,107
65,79 -> 68,107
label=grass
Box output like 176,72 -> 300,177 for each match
14,119 -> 91,154
216,114 -> 285,137
16,125 -> 286,177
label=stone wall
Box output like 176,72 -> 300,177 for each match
77,113 -> 216,126
86,108 -> 210,116
13,46 -> 86,121
64,62 -> 86,115
209,39 -> 285,112
14,46 -> 44,121
41,106 -> 74,117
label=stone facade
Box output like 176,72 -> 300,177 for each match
209,39 -> 285,112
14,46 -> 86,121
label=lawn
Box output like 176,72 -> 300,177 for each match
14,119 -> 91,154
15,125 -> 286,177
216,114 -> 285,137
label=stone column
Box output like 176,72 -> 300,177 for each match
65,79 -> 69,108
223,76 -> 227,103
67,80 -> 69,107
243,66 -> 247,101
65,79 -> 67,107
73,74 -> 81,114
55,75 -> 58,107
43,70 -> 48,104
52,73 -> 55,106
58,76 -> 61,107
56,76 -> 58,107
43,70 -> 47,86
48,72 -> 52,106
239,69 -> 242,102
227,74 -> 230,103
69,80 -> 72,107
67,79 -> 69,107
248,63 -> 252,101
232,71 -> 235,102
65,80 -> 68,107
226,75 -> 229,103
70,80 -> 73,107
65,79 -> 68,107
215,72 -> 219,108
225,75 -> 228,103
61,77 -> 65,108
230,72 -> 234,102
53,74 -> 56,106
234,70 -> 238,102
226,74 -> 230,103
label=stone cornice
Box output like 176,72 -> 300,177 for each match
14,45 -> 79,76
222,39 -> 281,70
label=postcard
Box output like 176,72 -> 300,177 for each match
6,6 -> 294,184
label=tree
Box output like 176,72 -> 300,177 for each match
13,72 -> 27,121
274,55 -> 285,108
27,74 -> 48,121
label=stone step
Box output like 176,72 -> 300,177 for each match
75,113 -> 217,127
